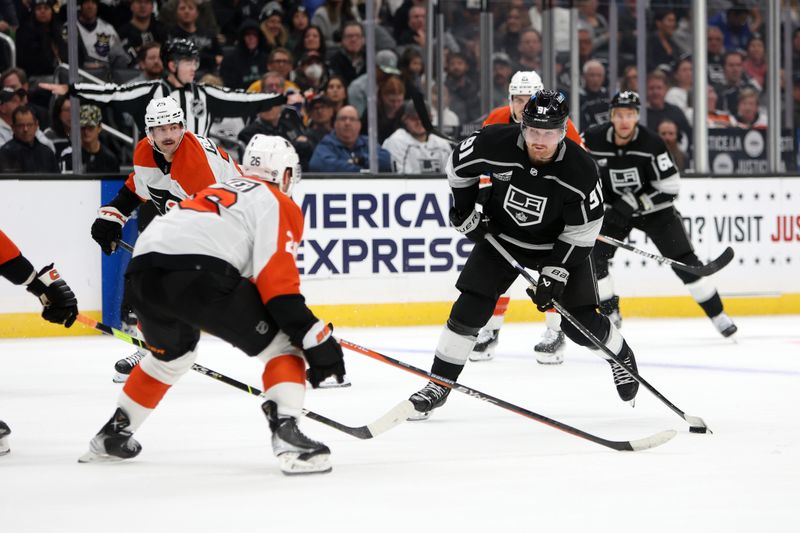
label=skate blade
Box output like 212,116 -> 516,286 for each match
535,353 -> 564,365
78,450 -> 128,463
112,372 -> 130,384
626,398 -> 636,408
406,410 -> 431,422
468,351 -> 494,362
278,452 -> 332,475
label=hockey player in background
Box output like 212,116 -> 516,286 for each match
0,229 -> 79,456
90,96 -> 242,383
407,91 -> 640,421
471,70 -> 583,364
582,91 -> 737,337
79,135 -> 346,475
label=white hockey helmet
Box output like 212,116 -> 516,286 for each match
508,71 -> 544,122
144,96 -> 185,134
242,134 -> 301,195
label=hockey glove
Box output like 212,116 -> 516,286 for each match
26,264 -> 79,327
450,207 -> 491,243
91,206 -> 128,255
526,266 -> 569,312
302,321 -> 346,388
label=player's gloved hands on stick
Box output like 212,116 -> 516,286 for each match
26,264 -> 79,327
526,266 -> 569,312
604,193 -> 639,229
91,206 -> 128,255
450,207 -> 492,243
303,322 -> 346,388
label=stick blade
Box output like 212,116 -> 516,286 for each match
365,400 -> 415,437
695,247 -> 735,276
628,429 -> 678,452
685,415 -> 713,434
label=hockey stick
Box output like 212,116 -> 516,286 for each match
338,338 -> 676,452
485,234 -> 711,434
76,313 -> 413,439
597,234 -> 734,277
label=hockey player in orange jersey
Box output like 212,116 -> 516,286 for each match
79,135 -> 346,475
90,96 -> 242,383
0,229 -> 79,456
471,71 -> 578,364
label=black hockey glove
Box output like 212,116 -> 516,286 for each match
302,321 -> 346,388
526,266 -> 569,312
450,207 -> 492,243
91,206 -> 128,255
604,193 -> 640,229
26,264 -> 79,327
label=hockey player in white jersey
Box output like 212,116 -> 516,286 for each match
79,135 -> 346,475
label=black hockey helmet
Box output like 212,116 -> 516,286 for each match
162,38 -> 200,65
609,91 -> 641,111
521,90 -> 569,130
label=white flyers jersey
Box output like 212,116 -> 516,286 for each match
132,177 -> 305,303
125,131 -> 242,215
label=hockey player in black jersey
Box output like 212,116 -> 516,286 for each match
580,91 -> 737,337
407,90 -> 641,420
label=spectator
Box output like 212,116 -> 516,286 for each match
260,1 -> 289,50
327,21 -> 365,86
293,25 -> 327,63
646,70 -> 692,142
429,83 -> 460,138
397,4 -> 426,47
118,0 -> 166,64
494,7 -> 525,62
709,2 -> 757,53
220,19 -> 269,90
14,0 -> 64,79
491,53 -> 514,110
580,59 -> 609,127
647,8 -> 681,73
312,0 -> 358,48
74,0 -> 127,73
1,68 -> 49,128
293,52 -> 328,93
238,72 -> 314,169
323,75 -> 348,114
349,49 -> 401,116
559,26 -> 603,92
247,48 -> 302,93
577,0 -> 609,53
306,95 -> 335,146
382,100 -> 452,174
361,75 -> 406,144
59,105 -> 121,173
707,25 -> 727,86
515,27 -> 542,73
733,88 -> 767,129
168,0 -> 223,75
309,105 -> 392,172
0,87 -> 55,153
715,50 -> 761,114
743,36 -> 767,90
398,47 -> 424,98
687,86 -> 737,128
657,119 -> 687,172
666,56 -> 693,110
129,41 -> 165,83
0,105 -> 58,173
619,65 -> 638,92
44,95 -> 72,157
528,0 -> 571,54
0,0 -> 17,38
286,5 -> 311,52
444,52 -> 480,124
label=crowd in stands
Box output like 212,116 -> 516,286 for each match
0,0 -> 797,174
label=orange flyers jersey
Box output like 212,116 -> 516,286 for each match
0,229 -> 22,266
126,131 -> 242,215
483,105 -> 584,148
132,176 -> 304,303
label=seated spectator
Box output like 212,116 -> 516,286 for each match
491,53 -> 514,110
558,26 -> 604,93
247,48 -> 302,94
327,21 -> 365,86
494,7 -> 525,63
0,105 -> 58,173
74,0 -> 128,73
665,56 -> 693,111
168,0 -> 223,75
445,52 -> 480,124
657,119 -> 687,172
129,41 -> 165,83
742,36 -> 767,90
647,8 -> 681,73
260,1 -> 289,50
349,50 -> 400,116
579,59 -> 609,127
238,72 -> 314,169
323,75 -> 348,114
306,95 -> 335,146
59,105 -> 120,173
293,25 -> 327,64
707,26 -> 727,86
429,83 -> 460,138
715,50 -> 761,114
646,70 -> 691,143
0,87 -> 55,153
220,19 -> 269,90
293,52 -> 329,94
733,88 -> 767,129
14,0 -> 64,79
44,95 -> 72,157
382,100 -> 452,174
686,86 -> 736,128
709,2 -> 757,53
399,47 -> 424,98
397,4 -> 427,48
286,5 -> 310,52
515,28 -> 542,73
619,65 -> 638,92
577,0 -> 609,53
2,68 -> 49,128
312,0 -> 359,49
309,105 -> 392,172
118,0 -> 166,64
361,75 -> 405,144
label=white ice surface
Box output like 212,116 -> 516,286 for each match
1,316 -> 798,532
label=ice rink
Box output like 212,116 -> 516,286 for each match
1,315 -> 798,532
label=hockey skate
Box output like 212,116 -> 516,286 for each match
312,373 -> 352,388
469,328 -> 499,362
262,401 -> 331,475
0,420 -> 10,456
78,408 -> 142,463
606,347 -> 639,405
711,312 -> 738,339
113,321 -> 146,383
407,381 -> 450,421
534,327 -> 566,365
599,296 -> 623,329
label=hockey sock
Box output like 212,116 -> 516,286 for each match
544,309 -> 562,330
596,274 -> 615,303
484,296 -> 510,330
685,278 -> 724,318
430,323 -> 476,380
262,354 -> 306,419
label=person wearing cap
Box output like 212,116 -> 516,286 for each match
59,105 -> 121,173
286,4 -> 310,52
260,1 -> 290,50
14,0 -> 64,79
348,49 -> 401,116
306,95 -> 335,146
0,105 -> 58,173
220,18 -> 270,90
309,105 -> 391,173
118,0 -> 167,65
2,67 -> 50,129
382,100 -> 452,174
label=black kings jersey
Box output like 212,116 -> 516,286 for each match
447,124 -> 604,268
582,122 -> 680,215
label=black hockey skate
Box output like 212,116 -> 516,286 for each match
262,400 -> 331,475
599,296 -> 622,329
0,420 -> 10,456
469,328 -> 499,362
407,381 -> 450,421
534,327 -> 566,365
711,312 -> 738,339
78,408 -> 142,463
113,351 -> 144,383
607,346 -> 639,405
